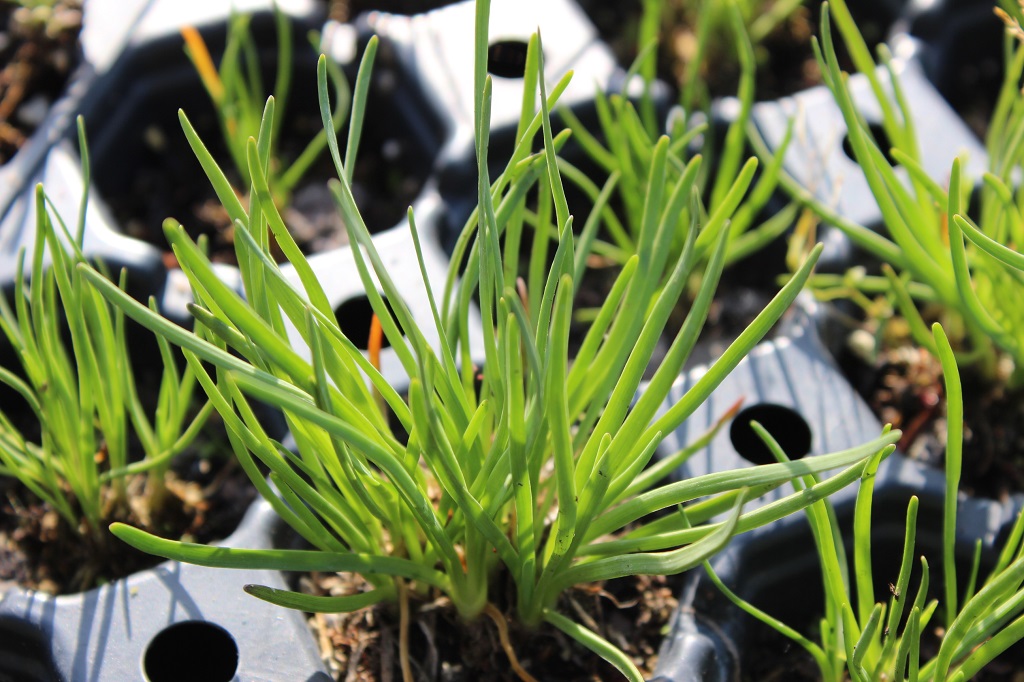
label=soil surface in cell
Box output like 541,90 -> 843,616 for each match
576,0 -> 896,101
96,28 -> 434,265
838,325 -> 1024,501
113,106 -> 426,265
0,432 -> 256,595
302,570 -> 678,681
0,0 -> 81,165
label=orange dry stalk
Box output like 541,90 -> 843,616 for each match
180,25 -> 237,138
367,312 -> 387,418
368,313 -> 383,372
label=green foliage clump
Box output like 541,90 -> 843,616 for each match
767,0 -> 1024,386
557,0 -> 799,306
82,2 -> 900,678
0,121 -> 212,582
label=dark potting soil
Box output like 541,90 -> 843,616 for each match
0,447 -> 256,596
575,0 -> 898,102
91,17 -> 438,265
0,0 -> 81,165
303,571 -> 679,682
109,105 -> 427,265
836,325 -> 1024,501
322,0 -> 463,21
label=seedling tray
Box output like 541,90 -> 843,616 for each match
0,0 -> 1015,680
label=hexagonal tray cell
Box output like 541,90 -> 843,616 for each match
618,0 -> 921,282
78,2 -> 444,264
749,43 -> 987,256
649,301 -> 1024,681
0,498 -> 331,682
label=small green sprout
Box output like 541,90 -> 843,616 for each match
82,2 -> 900,678
0,118 -> 213,587
763,0 -> 1024,386
557,0 -> 798,293
705,323 -> 1024,681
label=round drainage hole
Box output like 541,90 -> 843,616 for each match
842,121 -> 898,166
729,403 -> 812,465
143,621 -> 238,682
487,40 -> 530,78
335,294 -> 402,351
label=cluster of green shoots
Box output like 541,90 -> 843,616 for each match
73,0 -> 905,678
558,0 -> 799,293
764,0 -> 1024,386
180,4 -> 348,208
651,0 -> 806,112
0,121 -> 211,578
687,1 -> 1024,676
707,323 -> 1024,681
5,0 -> 1021,678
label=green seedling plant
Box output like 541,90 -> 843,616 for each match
557,0 -> 798,297
669,0 -> 805,111
0,119 -> 213,589
181,4 -> 349,208
624,0 -> 804,119
760,0 -> 1024,386
705,323 -> 1024,681
82,2 -> 899,678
